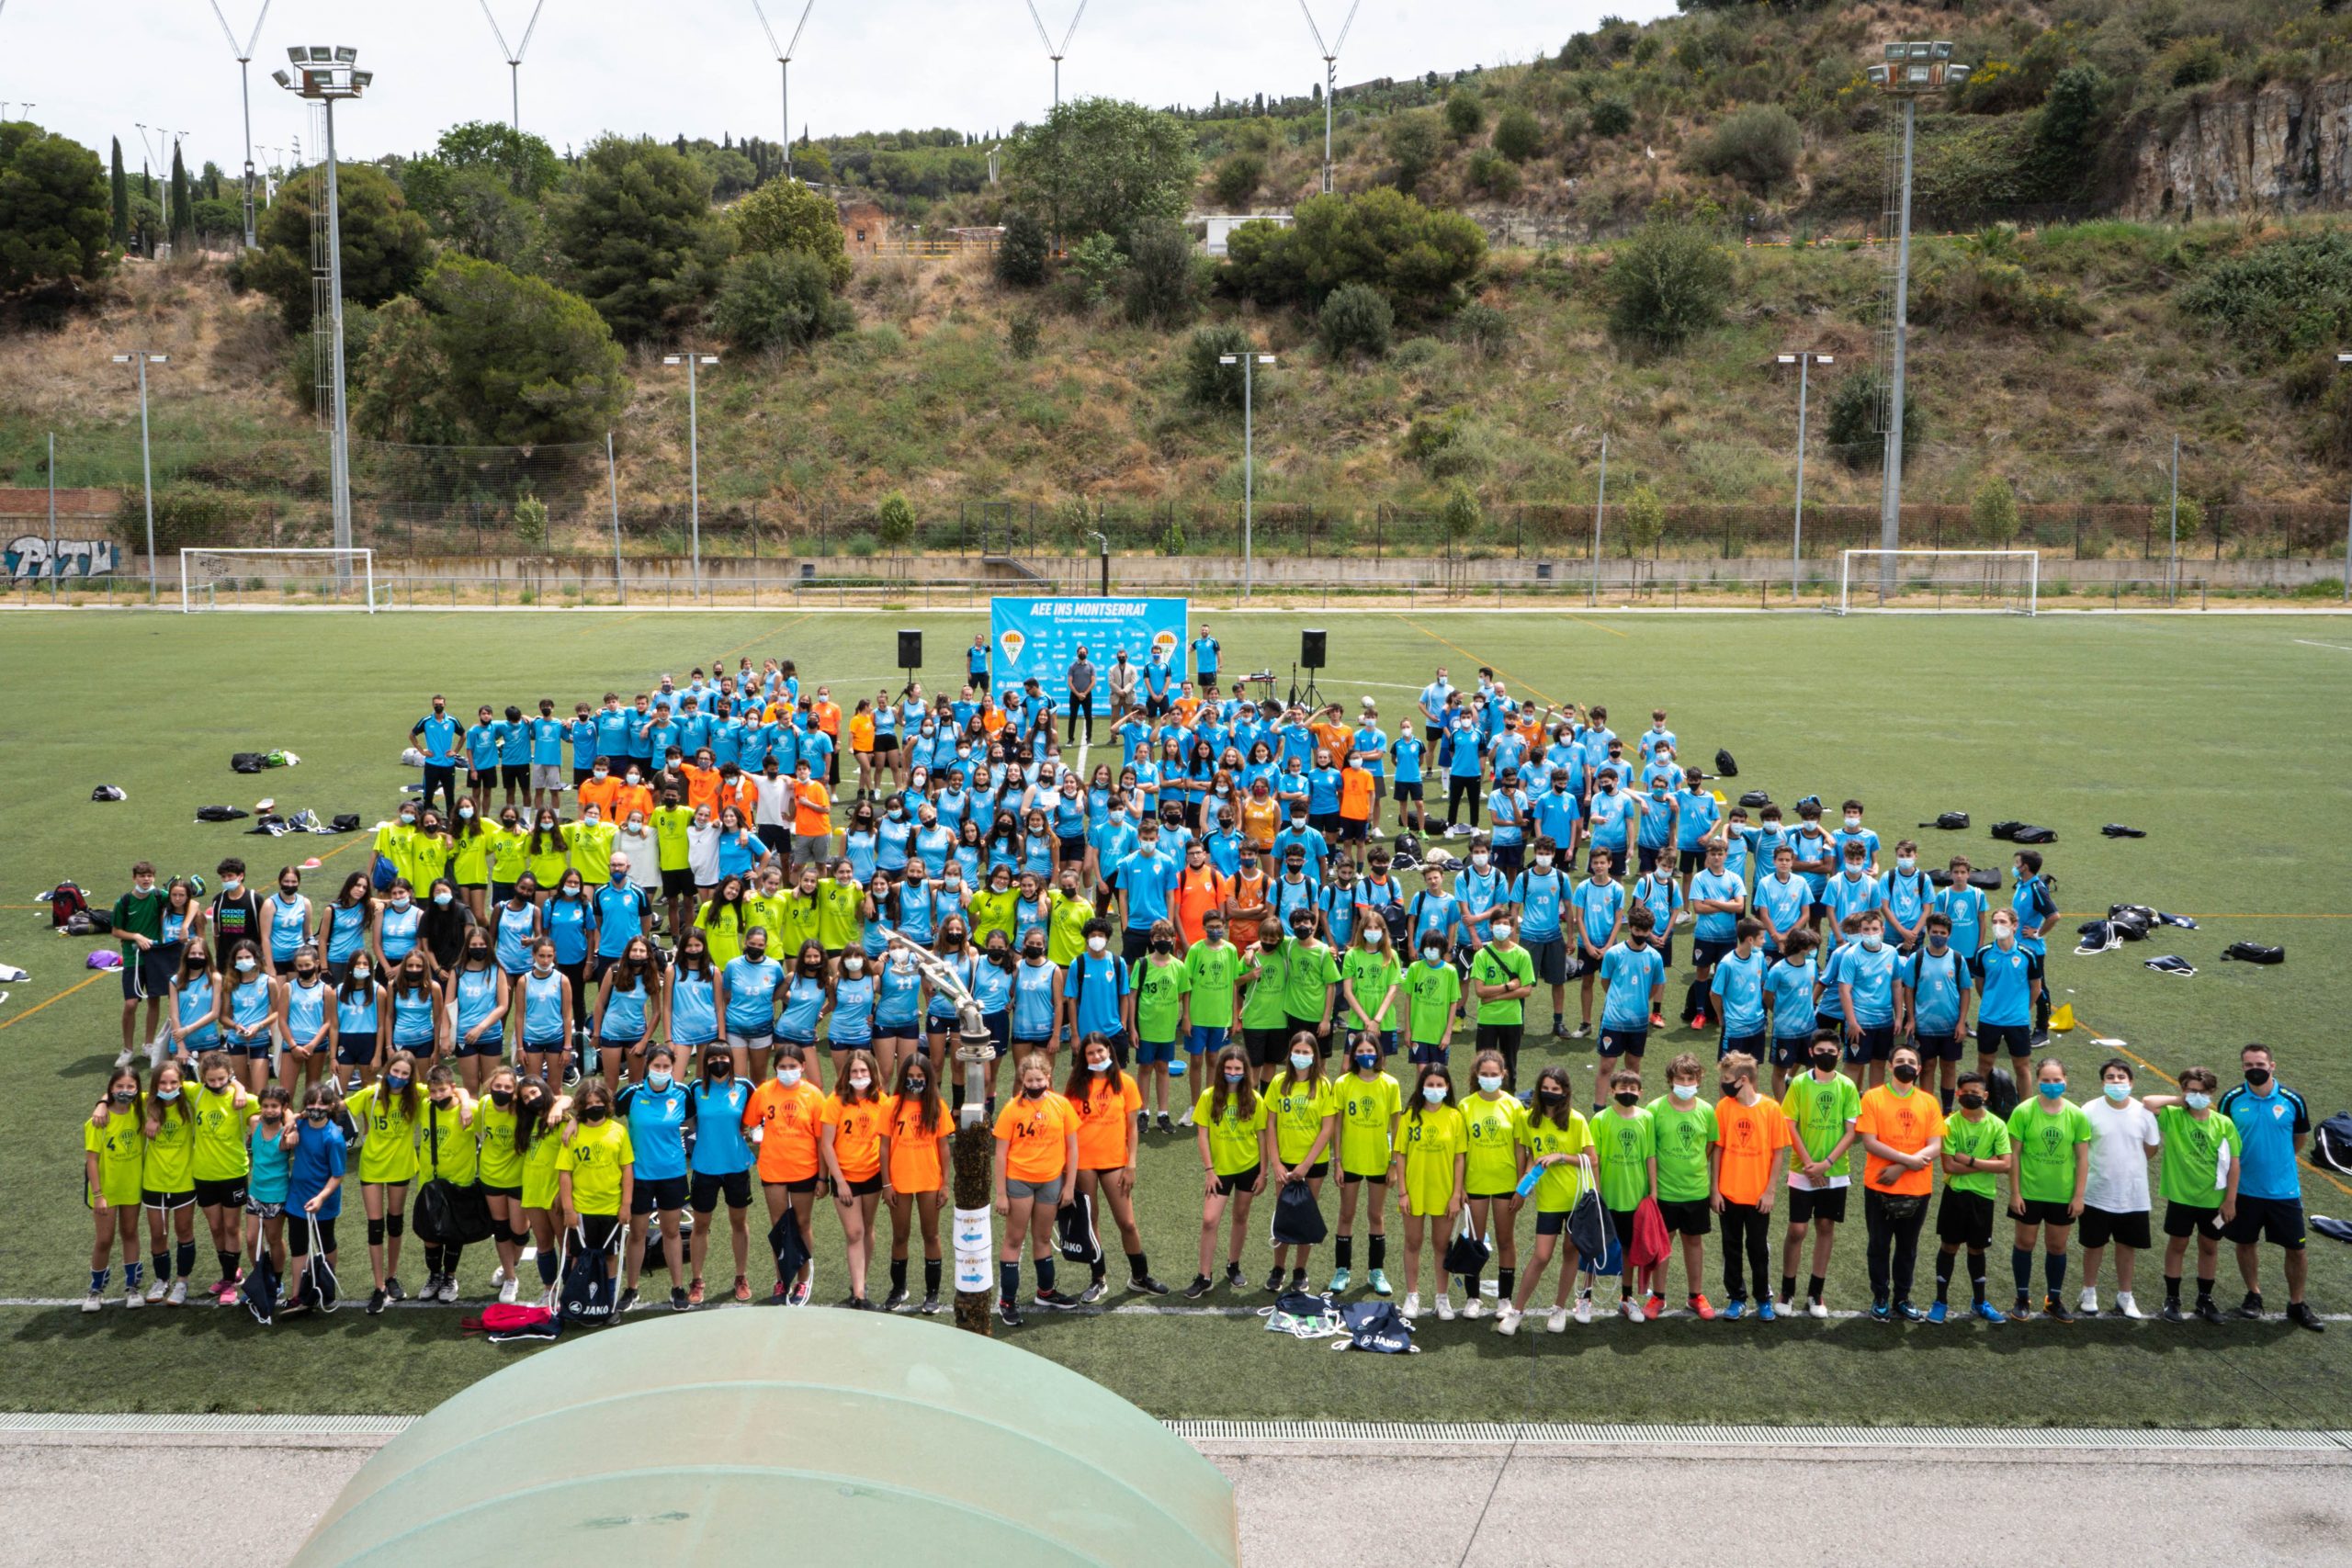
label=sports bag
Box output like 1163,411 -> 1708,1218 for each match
1055,1190 -> 1102,1265
2313,1111 -> 2352,1176
413,1119 -> 496,1245
241,1246 -> 280,1325
1442,1207 -> 1489,1277
231,752 -> 267,774
466,1303 -> 561,1344
44,883 -> 88,927
1566,1181 -> 1611,1267
2009,825 -> 2057,845
559,1227 -> 622,1325
1261,1289 -> 1343,1338
1337,1299 -> 1416,1353
1737,790 -> 1771,808
2221,942 -> 2283,964
1270,1179 -> 1328,1247
195,806 -> 249,822
330,814 -> 362,833
1713,749 -> 1738,778
1919,811 -> 1969,830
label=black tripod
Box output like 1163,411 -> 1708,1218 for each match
1287,661 -> 1324,709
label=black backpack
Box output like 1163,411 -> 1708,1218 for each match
1055,1190 -> 1102,1265
1737,790 -> 1771,808
2010,825 -> 2057,845
1918,811 -> 1969,830
1680,976 -> 1712,1028
231,752 -> 267,774
330,813 -> 362,833
195,805 -> 249,822
1713,749 -> 1738,778
2221,942 -> 2285,965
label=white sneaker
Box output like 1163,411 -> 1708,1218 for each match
124,1284 -> 145,1310
1622,1295 -> 1643,1324
144,1277 -> 168,1303
1495,1305 -> 1521,1336
497,1276 -> 519,1305
1573,1293 -> 1592,1325
1434,1292 -> 1456,1321
82,1291 -> 103,1314
1402,1292 -> 1421,1320
1462,1297 -> 1486,1319
2078,1287 -> 2099,1316
489,1265 -> 506,1292
1176,1110 -> 1194,1129
1546,1305 -> 1569,1332
1808,1298 -> 1828,1319
437,1277 -> 460,1303
114,1048 -> 134,1069
2116,1292 -> 2144,1320
165,1280 -> 187,1306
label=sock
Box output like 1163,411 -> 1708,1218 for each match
2011,1247 -> 2034,1298
1497,1267 -> 1515,1301
2164,1274 -> 2181,1305
2043,1252 -> 2067,1296
1808,1273 -> 1826,1305
1335,1235 -> 1354,1270
537,1250 -> 558,1286
90,1269 -> 108,1293
1035,1257 -> 1055,1293
1091,1256 -> 1108,1283
1781,1273 -> 1798,1304
218,1248 -> 241,1282
153,1250 -> 171,1282
1462,1267 -> 1481,1298
923,1258 -> 942,1295
1969,1255 -> 1987,1306
1126,1250 -> 1148,1281
2195,1276 -> 2214,1303
125,1261 -> 144,1290
999,1261 -> 1019,1303
1934,1255 -> 1952,1303
889,1258 -> 908,1293
1369,1235 -> 1386,1271
175,1241 -> 196,1280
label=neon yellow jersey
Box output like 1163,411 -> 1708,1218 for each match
140,1103 -> 198,1193
420,1099 -> 479,1185
1264,1075 -> 1337,1166
475,1099 -> 524,1189
557,1119 -> 634,1215
85,1113 -> 145,1205
1399,1101 -> 1465,1215
190,1083 -> 251,1182
1459,1091 -> 1528,1195
1193,1088 -> 1267,1177
1521,1111 -> 1595,1213
487,826 -> 530,885
345,1080 -> 423,1186
652,807 -> 695,873
520,1125 -> 562,1209
1334,1072 -> 1402,1177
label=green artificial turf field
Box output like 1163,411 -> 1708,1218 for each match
4,607 -> 2349,1426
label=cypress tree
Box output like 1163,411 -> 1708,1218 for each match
169,142 -> 192,249
110,137 -> 130,245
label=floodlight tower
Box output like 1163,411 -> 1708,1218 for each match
271,46 -> 372,582
476,0 -> 548,133
1297,0 -> 1361,195
204,1 -> 273,248
1863,39 -> 1970,595
1023,0 -> 1088,109
750,0 -> 815,181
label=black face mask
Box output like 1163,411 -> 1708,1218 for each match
2245,1066 -> 2272,1087
581,1106 -> 608,1122
1539,1089 -> 1566,1106
1612,1091 -> 1637,1107
490,1089 -> 514,1107
1811,1053 -> 1838,1070
1719,1081 -> 1740,1098
1892,1062 -> 1920,1084
1957,1092 -> 1985,1110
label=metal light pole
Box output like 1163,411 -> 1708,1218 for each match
273,48 -> 372,585
1297,0 -> 1361,196
663,352 -> 720,590
0,101 -> 33,120
1866,42 -> 1970,596
2337,354 -> 2352,603
46,430 -> 58,601
1589,432 -> 1609,607
2166,431 -> 2180,606
1778,352 -> 1833,601
751,0 -> 815,180
204,2 -> 272,248
476,0 -> 548,133
605,430 -> 628,606
111,352 -> 169,604
1220,351 -> 1274,604
1023,0 -> 1088,108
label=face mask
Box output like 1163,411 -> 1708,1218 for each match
1811,1052 -> 1838,1071
1422,1084 -> 1447,1104
1895,856 -> 1916,873
390,896 -> 412,910
2184,1091 -> 2211,1111
1612,1091 -> 1637,1107
386,1076 -> 412,1093
1282,1051 -> 1316,1073
1354,1054 -> 1377,1070
1223,1068 -> 1246,1085
848,1074 -> 872,1092
1844,816 -> 1862,829
1860,934 -> 1883,951
1892,1062 -> 1920,1085
1671,1082 -> 1697,1101
1471,852 -> 1489,869
2245,1067 -> 2273,1088
1086,935 -> 1107,954
1422,946 -> 1443,963
1491,922 -> 1513,942
2038,1081 -> 2068,1100
581,1106 -> 609,1122
234,957 -> 257,974
352,965 -> 371,981
1957,1091 -> 1985,1111
1476,1074 -> 1502,1092
1534,855 -> 1553,871
1022,1083 -> 1046,1100
296,966 -> 316,979
111,1088 -> 136,1104
2099,1081 -> 2132,1104
1719,1080 -> 1741,1098
156,1087 -> 182,1102
399,813 -> 418,827
433,890 -> 456,908
776,1066 -> 803,1088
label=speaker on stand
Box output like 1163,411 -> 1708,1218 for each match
898,629 -> 922,695
1295,628 -> 1326,709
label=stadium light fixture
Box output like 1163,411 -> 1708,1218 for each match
749,0 -> 816,181
1776,353 -> 1834,600
1216,353 -> 1277,603
110,352 -> 171,604
1297,0 -> 1362,196
662,353 -> 723,591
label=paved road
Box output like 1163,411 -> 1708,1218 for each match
6,1433 -> 2349,1566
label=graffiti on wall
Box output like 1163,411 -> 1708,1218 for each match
6,536 -> 121,581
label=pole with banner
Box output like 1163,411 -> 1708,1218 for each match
988,594 -> 1188,704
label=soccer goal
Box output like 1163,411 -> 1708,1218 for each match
180,548 -> 378,612
1836,549 -> 2038,615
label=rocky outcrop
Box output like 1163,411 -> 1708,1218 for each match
2123,79 -> 2352,220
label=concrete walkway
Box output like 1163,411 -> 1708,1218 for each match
5,1429 -> 2348,1566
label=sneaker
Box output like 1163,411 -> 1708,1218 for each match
2078,1287 -> 2099,1317
2116,1292 -> 2144,1321
2235,1292 -> 2265,1321
1177,1110 -> 1195,1129
1622,1296 -> 1643,1324
144,1277 -> 168,1303
1974,1301 -> 2007,1325
165,1280 -> 187,1307
1129,1274 -> 1170,1295
125,1284 -> 146,1310
1552,1022 -> 1569,1039
419,1272 -> 442,1303
367,1288 -> 388,1315
788,1280 -> 812,1306
1224,1262 -> 1245,1290
1573,1293 -> 1591,1325
1496,1305 -> 1521,1336
438,1277 -> 460,1304
1264,1266 -> 1285,1293
998,1298 -> 1023,1327
1868,1300 -> 1891,1322
1928,1300 -> 1948,1325
1759,1298 -> 1778,1323
1156,1113 -> 1172,1135
1328,1268 -> 1352,1294
489,1265 -> 507,1292
1648,1012 -> 1667,1030
1644,1292 -> 1664,1321
671,1287 -> 689,1312
2011,1294 -> 2033,1323
1183,1274 -> 1214,1301
1547,1305 -> 1570,1332
919,1293 -> 941,1314
688,1279 -> 707,1307
1808,1298 -> 1828,1320
114,1048 -> 135,1069
2042,1294 -> 2075,1325
1434,1293 -> 1455,1322
616,1287 -> 641,1314
1689,1294 -> 1716,1322
2160,1301 -> 2188,1323
1368,1269 -> 1393,1298
1462,1297 -> 1486,1319
82,1291 -> 103,1314
214,1280 -> 240,1305
1401,1292 -> 1421,1320
1723,1297 -> 1747,1321
732,1276 -> 752,1303
385,1277 -> 407,1303
1571,1024 -> 1589,1040
1690,1012 -> 1710,1032
2196,1298 -> 2227,1325
2289,1302 -> 2326,1334
1079,1281 -> 1106,1305
1894,1300 -> 1925,1322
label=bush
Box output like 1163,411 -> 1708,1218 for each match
1439,482 -> 1481,546
712,249 -> 856,353
1687,104 -> 1801,193
1066,231 -> 1127,309
1467,149 -> 1521,199
730,177 -> 854,290
996,209 -> 1051,288
1444,92 -> 1485,141
1825,372 -> 1925,469
0,124 -> 111,294
1971,475 -> 2019,545
407,255 -> 631,445
2150,493 -> 2204,547
1225,187 -> 1486,317
1492,106 -> 1543,164
1385,115 -> 1442,195
1450,301 -> 1514,358
1317,281 -> 1395,360
1605,220 -> 1733,347
876,492 -> 916,555
1589,96 -> 1634,137
1404,405 -> 1487,477
1007,310 -> 1041,359
1182,322 -> 1253,409
1123,219 -> 1198,328
2177,230 -> 2352,362
1212,153 -> 1264,209
1619,483 -> 1666,558
514,492 -> 548,548
1001,97 -> 1197,245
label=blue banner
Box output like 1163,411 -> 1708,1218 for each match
989,596 -> 1188,705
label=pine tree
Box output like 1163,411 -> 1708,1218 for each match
109,137 -> 129,246
169,142 -> 193,249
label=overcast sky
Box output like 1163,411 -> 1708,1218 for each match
3,0 -> 1671,174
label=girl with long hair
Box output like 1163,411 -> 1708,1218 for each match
820,1048 -> 888,1310
447,927 -> 509,1094
879,1052 -> 953,1314
1183,1043 -> 1266,1300
1261,1031 -> 1338,1295
1064,1033 -> 1168,1302
1396,1059 -> 1467,1322
82,1063 -> 146,1309
345,1050 -> 424,1314
991,1051 -> 1081,1326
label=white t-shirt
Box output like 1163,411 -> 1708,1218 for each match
748,773 -> 794,830
2082,1097 -> 2161,1213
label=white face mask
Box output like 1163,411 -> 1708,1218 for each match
1086,934 -> 1107,954
1671,1082 -> 1698,1101
776,1067 -> 804,1088
1491,922 -> 1513,941
1290,1052 -> 1314,1070
1364,929 -> 1384,945
1477,1074 -> 1502,1092
849,1075 -> 872,1091
1472,852 -> 1489,869
1534,855 -> 1553,871
1845,816 -> 1862,829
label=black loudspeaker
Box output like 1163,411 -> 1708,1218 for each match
1300,628 -> 1326,669
898,630 -> 923,670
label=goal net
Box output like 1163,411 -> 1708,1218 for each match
1836,550 -> 2038,615
180,548 -> 378,612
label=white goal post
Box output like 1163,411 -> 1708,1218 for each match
180,548 -> 378,613
1836,549 -> 2038,615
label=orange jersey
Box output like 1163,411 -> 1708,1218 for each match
821,1092 -> 888,1181
612,783 -> 655,824
1239,796 -> 1279,851
849,712 -> 876,752
813,702 -> 841,739
576,775 -> 622,818
1172,865 -> 1231,948
1227,868 -> 1269,948
1311,721 -> 1351,761
680,764 -> 722,812
881,1092 -> 952,1193
1071,1072 -> 1143,1170
746,1077 -> 825,1183
1712,1094 -> 1790,1206
1171,696 -> 1202,725
1855,1086 -> 1945,1198
792,780 -> 832,837
993,1090 -> 1079,1183
1339,766 -> 1374,822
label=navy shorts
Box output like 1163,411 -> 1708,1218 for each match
1692,937 -> 1735,970
1770,1034 -> 1815,1070
1717,1031 -> 1765,1062
1977,1022 -> 2032,1058
2223,1195 -> 2306,1250
454,1032 -> 503,1058
336,1031 -> 378,1067
1843,1023 -> 1894,1065
1597,1025 -> 1647,1060
1135,1035 -> 1178,1066
1914,1030 -> 1961,1063
1407,1040 -> 1449,1067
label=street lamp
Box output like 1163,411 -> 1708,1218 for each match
274,47 -> 371,586
1864,40 -> 1970,596
1776,352 -> 1834,600
1296,0 -> 1362,196
662,352 -> 721,589
202,1 -> 271,248
1022,0 -> 1087,109
750,0 -> 815,181
1217,351 -> 1275,604
111,352 -> 169,604
475,0 -> 548,134
2336,354 -> 2352,603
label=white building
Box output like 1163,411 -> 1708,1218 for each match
1199,211 -> 1293,257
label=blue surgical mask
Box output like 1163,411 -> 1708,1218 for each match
1289,1052 -> 1314,1070
386,1077 -> 411,1093
2184,1091 -> 2211,1111
156,1087 -> 181,1102
2102,1082 -> 2131,1103
1422,1084 -> 1447,1103
1671,1082 -> 1698,1101
2038,1081 -> 2067,1100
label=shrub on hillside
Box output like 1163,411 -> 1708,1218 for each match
1493,107 -> 1543,164
1589,96 -> 1634,138
2177,230 -> 2352,361
712,250 -> 855,353
996,210 -> 1051,288
1212,153 -> 1264,209
1123,219 -> 1198,328
1224,188 -> 1486,317
731,177 -> 854,290
1385,115 -> 1442,196
1182,323 -> 1253,409
1444,93 -> 1485,141
1605,220 -> 1732,348
1317,282 -> 1395,360
1450,302 -> 1513,358
1686,104 -> 1801,193
1825,372 -> 1925,469
1467,149 -> 1521,199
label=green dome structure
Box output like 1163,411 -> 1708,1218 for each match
291,1310 -> 1237,1567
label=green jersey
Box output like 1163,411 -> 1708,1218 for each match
1401,959 -> 1460,1046
1591,1105 -> 1657,1212
651,806 -> 695,872
2007,1100 -> 2095,1204
1646,1096 -> 1718,1203
1468,942 -> 1535,1027
1182,940 -> 1240,1030
1939,1111 -> 2012,1199
2156,1105 -> 2241,1209
1280,938 -> 1340,1024
1781,1071 -> 1862,1184
1335,1071 -> 1402,1177
1521,1111 -> 1594,1213
1238,944 -> 1291,1029
1339,947 -> 1399,1031
1133,955 -> 1190,1043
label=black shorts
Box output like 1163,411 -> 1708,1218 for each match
453,1030 -> 503,1059
2163,1201 -> 2226,1242
1977,1022 -> 2033,1059
481,1182 -> 522,1201
1657,1197 -> 1712,1237
1937,1188 -> 1996,1250
288,1215 -> 336,1255
2014,1196 -> 2076,1227
1603,1207 -> 1639,1247
468,770 -> 496,795
141,1187 -> 196,1212
840,1174 -> 884,1197
336,1031 -> 378,1067
1524,937 -> 1568,987
1339,1169 -> 1388,1188
1718,1031 -> 1765,1063
1057,838 -> 1087,864
1467,1187 -> 1518,1202
1212,1166 -> 1261,1197
501,763 -> 529,790
1596,1025 -> 1647,1060
1770,1035 -> 1815,1069
1393,781 -> 1423,803
690,1170 -> 753,1213
1914,1030 -> 1962,1063
1842,1023 -> 1894,1065
1307,811 -> 1340,835
193,1176 -> 247,1210
630,1174 -> 689,1215
1535,1209 -> 1572,1236
1339,818 -> 1367,843
2223,1194 -> 2306,1249
661,868 -> 696,897
772,1176 -> 820,1196
1245,1026 -> 1294,1067
1679,849 -> 1709,874
1787,1185 -> 1847,1225
1637,845 -> 1664,874
2078,1205 -> 2151,1250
